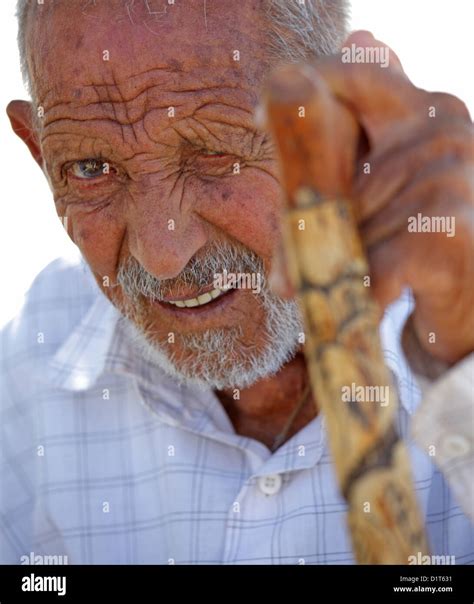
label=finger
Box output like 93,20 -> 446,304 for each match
367,197 -> 471,308
360,160 -> 473,248
264,64 -> 359,198
315,47 -> 470,145
343,30 -> 405,75
354,118 -> 474,223
368,212 -> 474,362
316,49 -> 419,142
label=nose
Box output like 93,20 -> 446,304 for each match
126,187 -> 209,280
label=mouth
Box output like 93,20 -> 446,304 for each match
152,283 -> 241,319
162,285 -> 232,308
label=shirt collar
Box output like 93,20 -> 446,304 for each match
43,286 -> 233,430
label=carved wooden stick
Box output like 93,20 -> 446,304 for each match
264,65 -> 429,563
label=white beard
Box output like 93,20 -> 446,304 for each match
119,295 -> 302,390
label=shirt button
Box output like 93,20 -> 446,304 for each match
258,474 -> 282,496
441,434 -> 471,459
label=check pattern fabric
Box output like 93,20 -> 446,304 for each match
1,254 -> 473,564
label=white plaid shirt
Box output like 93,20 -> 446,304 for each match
1,253 -> 473,564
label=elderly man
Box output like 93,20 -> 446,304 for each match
1,0 -> 473,566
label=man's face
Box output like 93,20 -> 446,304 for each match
29,0 -> 301,388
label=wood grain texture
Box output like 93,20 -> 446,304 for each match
265,65 -> 429,563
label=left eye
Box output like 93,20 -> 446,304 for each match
70,158 -> 108,179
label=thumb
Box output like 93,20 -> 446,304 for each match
343,30 -> 406,75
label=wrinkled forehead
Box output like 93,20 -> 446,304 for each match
27,0 -> 269,109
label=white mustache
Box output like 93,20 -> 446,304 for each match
116,241 -> 265,302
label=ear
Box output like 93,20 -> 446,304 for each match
6,100 -> 44,168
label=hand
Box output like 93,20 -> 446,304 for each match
272,31 -> 474,367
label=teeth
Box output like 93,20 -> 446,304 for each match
209,288 -> 222,299
197,293 -> 212,305
166,287 -> 229,308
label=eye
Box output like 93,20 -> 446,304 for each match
198,149 -> 228,158
69,158 -> 110,180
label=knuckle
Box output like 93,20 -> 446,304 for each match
428,91 -> 472,121
430,125 -> 474,161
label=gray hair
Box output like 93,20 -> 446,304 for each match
16,0 -> 349,98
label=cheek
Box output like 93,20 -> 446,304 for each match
63,203 -> 126,283
195,168 -> 283,262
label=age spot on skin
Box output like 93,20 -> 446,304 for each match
74,34 -> 84,51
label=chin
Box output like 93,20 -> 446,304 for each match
120,316 -> 302,391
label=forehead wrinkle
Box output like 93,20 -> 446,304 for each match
39,64 -> 248,115
41,100 -> 259,165
177,108 -> 264,157
40,78 -> 258,136
39,61 -> 264,162
194,102 -> 258,132
34,20 -> 260,107
28,0 -> 270,111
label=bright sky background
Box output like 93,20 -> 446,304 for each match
0,0 -> 473,326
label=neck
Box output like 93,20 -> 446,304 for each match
216,352 -> 318,450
